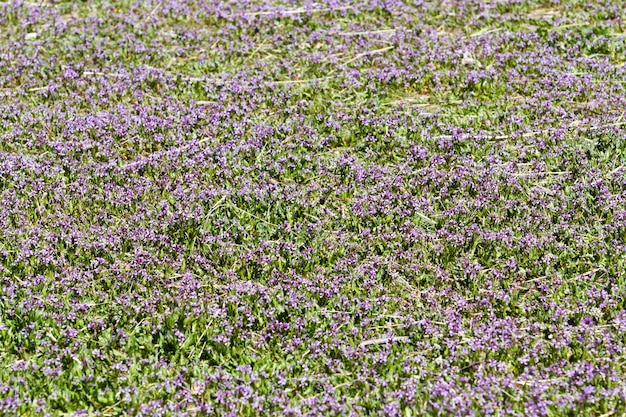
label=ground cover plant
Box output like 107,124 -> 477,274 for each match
0,0 -> 625,415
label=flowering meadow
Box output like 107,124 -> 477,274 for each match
1,0 -> 626,415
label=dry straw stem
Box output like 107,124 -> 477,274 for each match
267,76 -> 334,86
431,118 -> 626,142
343,46 -> 394,65
225,5 -> 354,18
337,29 -> 398,37
463,27 -> 502,39
359,336 -> 410,347
528,7 -> 561,18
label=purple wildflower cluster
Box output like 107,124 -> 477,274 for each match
1,0 -> 626,415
